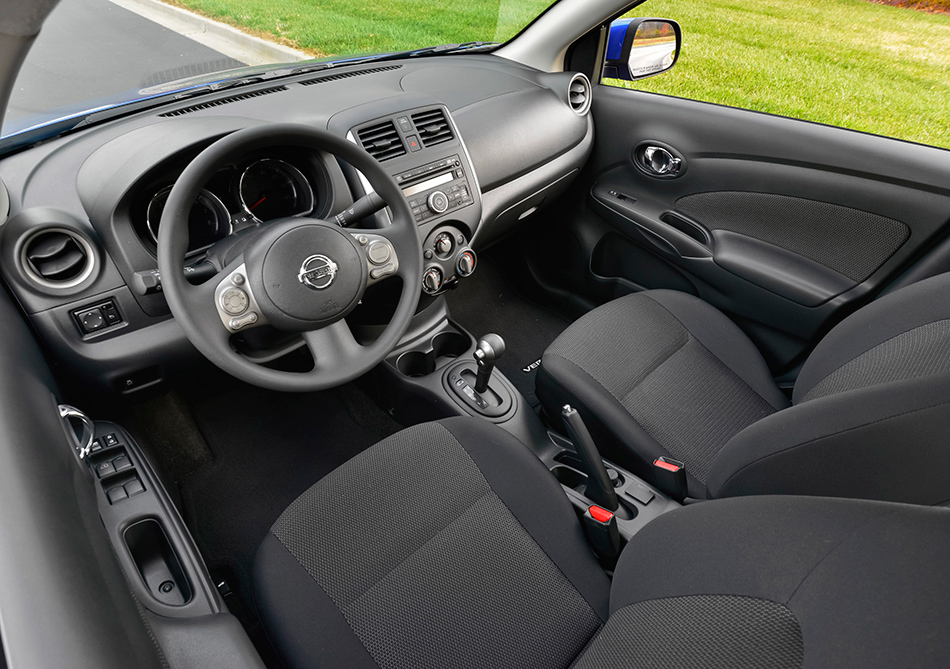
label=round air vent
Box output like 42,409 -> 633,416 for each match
20,228 -> 96,289
568,73 -> 592,116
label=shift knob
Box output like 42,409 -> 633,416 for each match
474,333 -> 505,393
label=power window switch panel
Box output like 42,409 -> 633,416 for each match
125,479 -> 145,497
112,455 -> 132,472
95,462 -> 116,479
106,486 -> 128,504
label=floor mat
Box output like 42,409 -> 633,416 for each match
446,258 -> 572,405
129,369 -> 401,663
175,372 -> 401,588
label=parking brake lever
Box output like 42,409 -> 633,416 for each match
562,405 -> 618,512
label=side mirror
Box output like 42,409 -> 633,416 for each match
604,18 -> 682,81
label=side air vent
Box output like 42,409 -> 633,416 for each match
357,121 -> 406,162
568,73 -> 591,116
411,108 -> 454,147
299,65 -> 403,86
21,228 -> 95,289
159,86 -> 287,117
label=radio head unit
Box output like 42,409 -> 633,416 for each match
394,154 -> 473,225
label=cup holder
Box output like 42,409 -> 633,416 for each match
552,465 -> 588,493
395,330 -> 471,377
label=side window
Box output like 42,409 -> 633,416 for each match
602,1 -> 950,150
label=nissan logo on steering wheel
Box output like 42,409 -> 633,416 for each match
297,254 -> 339,290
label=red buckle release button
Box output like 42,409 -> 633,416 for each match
589,505 -> 614,523
654,458 -> 682,472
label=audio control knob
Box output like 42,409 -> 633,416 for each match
422,267 -> 443,294
427,190 -> 449,214
457,249 -> 476,277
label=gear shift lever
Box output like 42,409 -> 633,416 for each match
474,334 -> 505,394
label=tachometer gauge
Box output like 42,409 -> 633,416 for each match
147,186 -> 231,255
238,159 -> 315,222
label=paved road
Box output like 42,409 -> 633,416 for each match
5,0 -> 244,126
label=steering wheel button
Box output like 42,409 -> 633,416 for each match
229,311 -> 259,330
367,241 -> 392,265
370,263 -> 396,280
220,288 -> 249,315
232,273 -> 245,286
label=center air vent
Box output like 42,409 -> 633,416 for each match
21,228 -> 95,289
357,121 -> 406,162
411,109 -> 454,147
568,73 -> 591,116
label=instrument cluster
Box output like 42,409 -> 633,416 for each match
134,150 -> 324,258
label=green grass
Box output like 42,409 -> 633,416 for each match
610,0 -> 950,149
168,0 -> 950,149
167,0 -> 552,58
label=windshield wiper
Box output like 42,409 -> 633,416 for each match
283,41 -> 498,75
408,42 -> 498,57
171,77 -> 267,100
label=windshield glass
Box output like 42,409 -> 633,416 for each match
2,0 -> 557,138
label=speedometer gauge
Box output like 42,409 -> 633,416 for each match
238,159 -> 315,222
147,186 -> 231,255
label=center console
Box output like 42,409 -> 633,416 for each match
352,104 -> 677,555
372,296 -> 681,556
350,105 -> 482,297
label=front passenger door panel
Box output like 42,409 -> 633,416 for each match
580,86 -> 950,370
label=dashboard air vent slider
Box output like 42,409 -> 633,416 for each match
357,121 -> 407,162
568,73 -> 592,116
22,228 -> 95,288
159,86 -> 288,117
411,108 -> 454,147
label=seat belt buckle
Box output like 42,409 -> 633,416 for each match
582,505 -> 620,563
653,457 -> 687,502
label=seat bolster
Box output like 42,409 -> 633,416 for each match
795,271 -> 950,402
608,496 -> 892,614
595,496 -> 950,669
707,373 -> 950,503
440,417 -> 610,620
644,290 -> 788,411
536,356 -> 707,499
253,534 -> 379,669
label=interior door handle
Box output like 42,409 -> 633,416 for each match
642,146 -> 681,175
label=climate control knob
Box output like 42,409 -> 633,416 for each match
457,249 -> 477,277
434,232 -> 454,257
422,266 -> 443,294
427,190 -> 449,214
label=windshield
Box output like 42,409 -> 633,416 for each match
2,0 -> 557,139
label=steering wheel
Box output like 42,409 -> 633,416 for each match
157,124 -> 422,392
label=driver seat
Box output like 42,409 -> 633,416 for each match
254,417 -> 950,668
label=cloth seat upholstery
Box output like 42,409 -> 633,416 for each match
537,274 -> 950,503
254,419 -> 950,668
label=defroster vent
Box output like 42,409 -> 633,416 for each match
357,121 -> 406,162
411,109 -> 454,147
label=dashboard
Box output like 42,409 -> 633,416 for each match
0,55 -> 593,394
